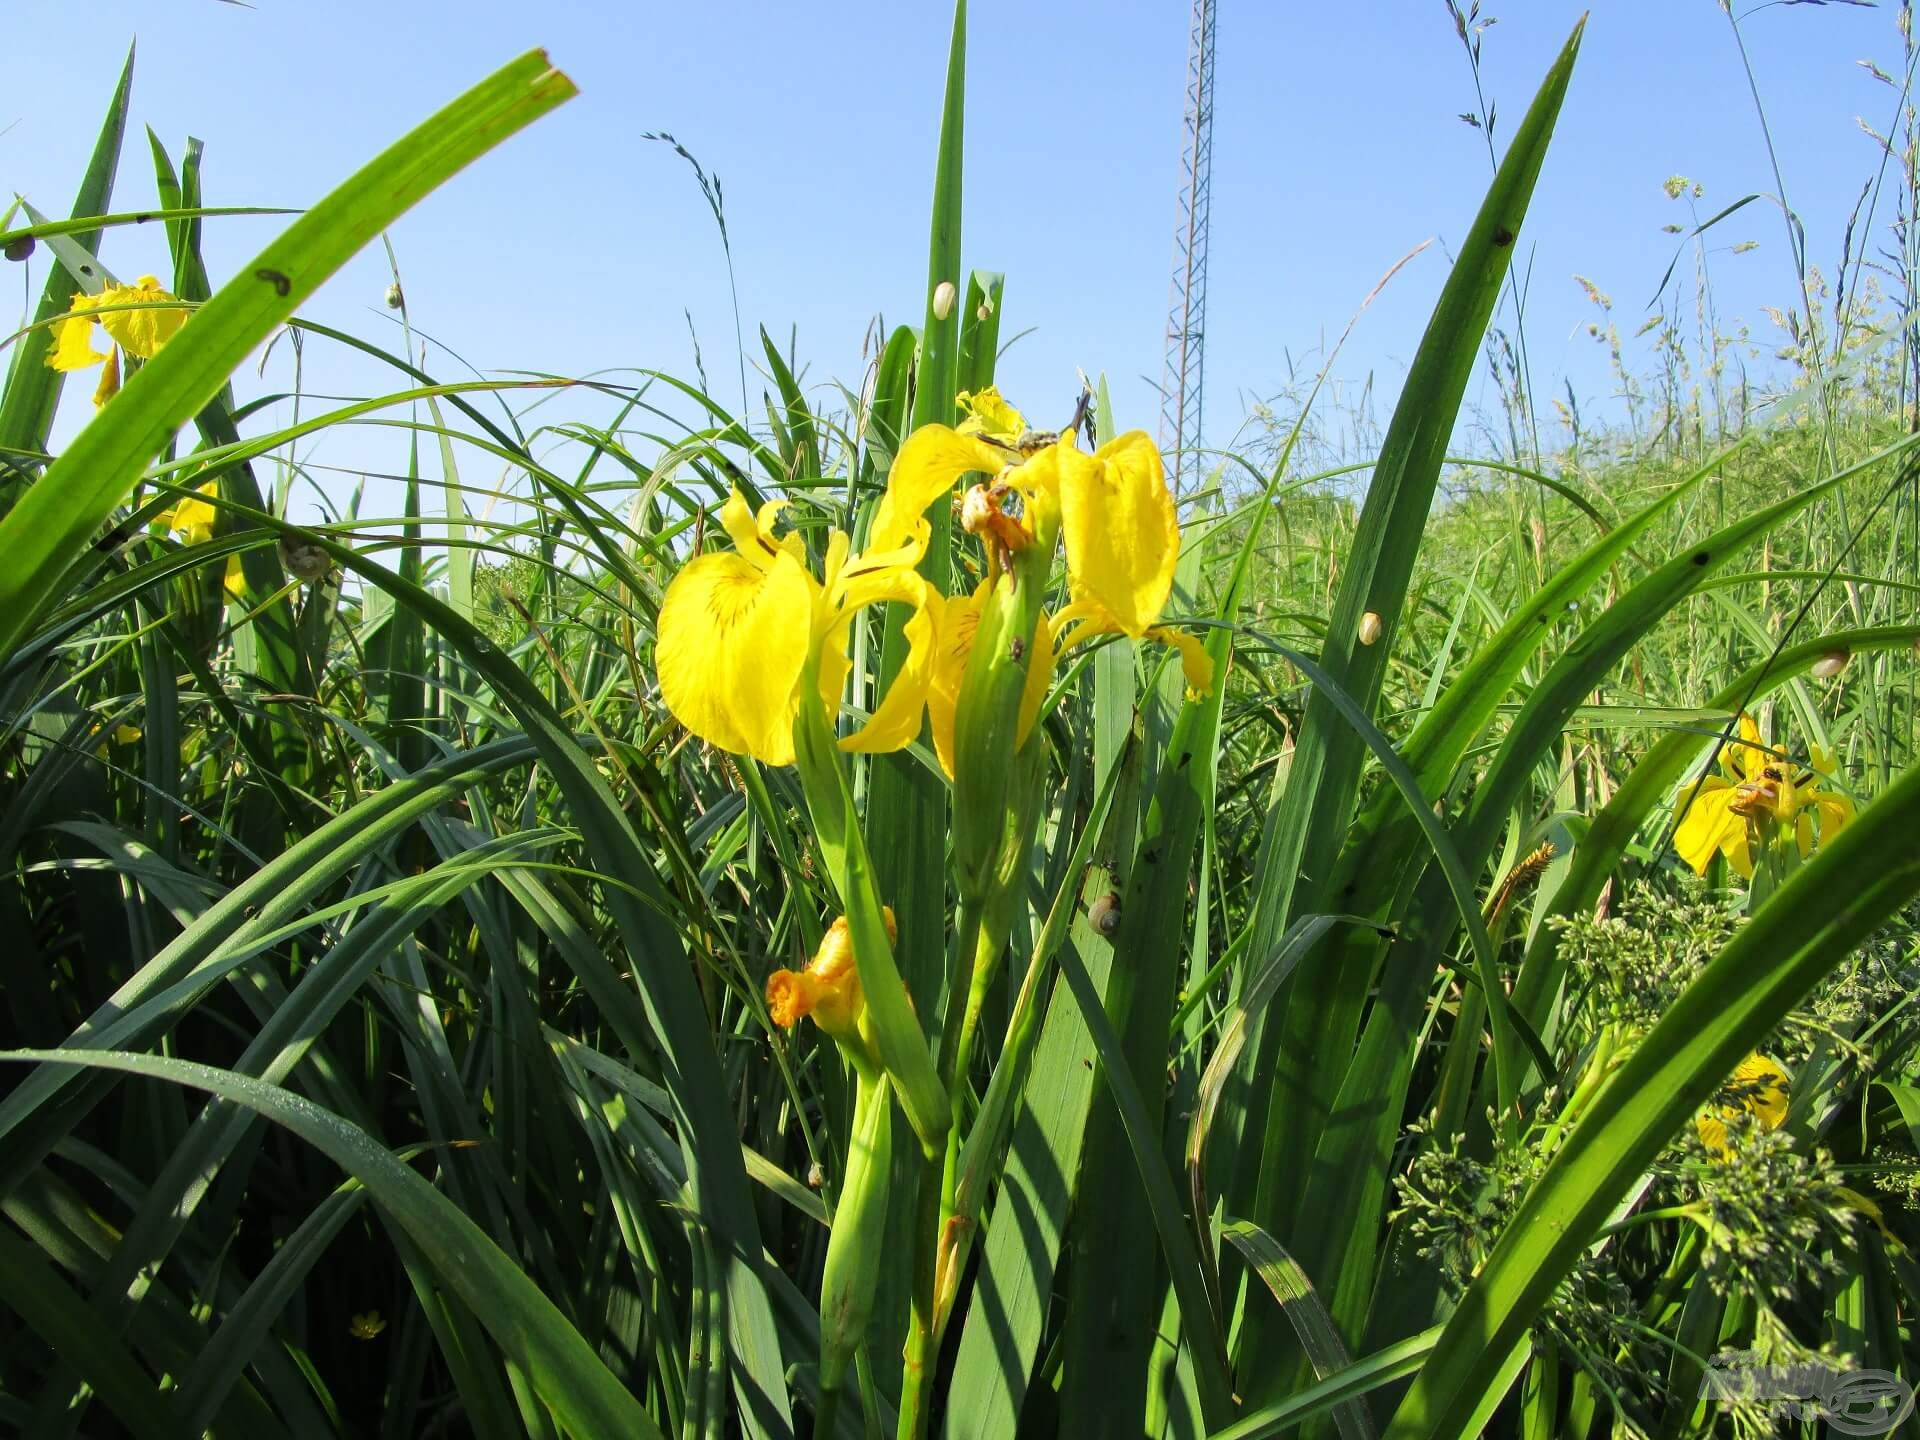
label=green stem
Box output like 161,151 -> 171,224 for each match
814,1383 -> 842,1440
896,898 -> 985,1440
941,913 -> 1005,1218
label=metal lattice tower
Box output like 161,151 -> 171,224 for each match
1159,0 -> 1216,495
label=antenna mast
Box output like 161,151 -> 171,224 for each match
1159,0 -> 1216,495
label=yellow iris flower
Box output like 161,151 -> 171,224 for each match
1695,1051 -> 1788,1153
45,274 -> 189,407
156,481 -> 245,600
1673,714 -> 1854,878
656,473 -> 943,767
896,388 -> 1213,774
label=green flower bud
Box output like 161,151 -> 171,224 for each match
817,1069 -> 893,1404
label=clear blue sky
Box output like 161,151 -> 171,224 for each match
3,1 -> 1905,520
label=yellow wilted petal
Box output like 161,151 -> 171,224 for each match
96,275 -> 187,360
875,425 -> 1007,554
46,294 -> 108,372
1673,779 -> 1751,877
1054,431 -> 1178,638
657,547 -> 814,765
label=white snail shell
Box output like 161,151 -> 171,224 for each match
932,280 -> 957,321
278,536 -> 332,583
1358,611 -> 1384,646
1811,648 -> 1850,679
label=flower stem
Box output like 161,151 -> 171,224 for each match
897,897 -> 986,1440
942,915 -> 1006,1216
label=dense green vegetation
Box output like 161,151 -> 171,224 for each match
2,11 -> 1919,1439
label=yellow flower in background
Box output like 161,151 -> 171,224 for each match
158,482 -> 219,545
766,908 -> 897,1045
45,274 -> 188,407
95,722 -> 143,758
1695,1052 -> 1789,1153
155,481 -> 246,600
656,480 -> 942,767
348,1311 -> 387,1340
1673,714 -> 1853,878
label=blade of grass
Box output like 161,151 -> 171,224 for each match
3,1050 -> 671,1438
0,43 -> 133,502
1228,29 -> 1585,1335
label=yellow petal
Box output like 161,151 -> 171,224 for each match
954,386 -> 1028,444
96,275 -> 187,360
1673,780 -> 1751,877
717,489 -> 805,573
91,348 -> 121,407
657,547 -> 813,766
1015,604 -> 1055,745
46,293 -> 109,372
829,564 -> 940,755
1721,713 -> 1766,782
1815,789 -> 1854,838
1737,1053 -> 1790,1128
1146,624 -> 1215,697
1697,1052 -> 1789,1153
875,425 -> 1006,555
223,556 -> 247,600
1053,431 -> 1178,638
161,482 -> 219,546
928,581 -> 988,778
840,592 -> 939,755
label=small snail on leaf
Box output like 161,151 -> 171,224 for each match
278,535 -> 333,584
1088,891 -> 1122,937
